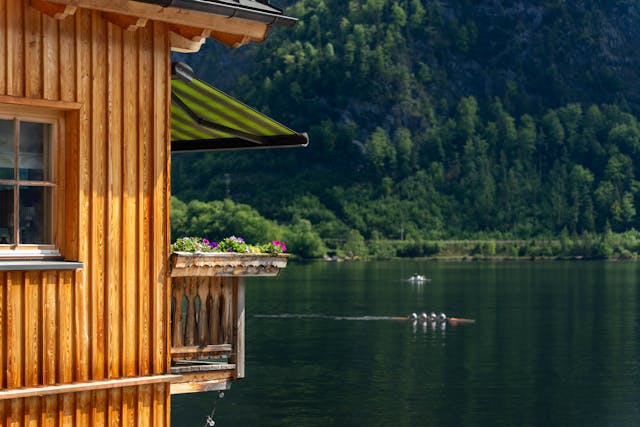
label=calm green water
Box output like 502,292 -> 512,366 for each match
172,261 -> 640,426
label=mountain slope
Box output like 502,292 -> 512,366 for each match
172,0 -> 640,240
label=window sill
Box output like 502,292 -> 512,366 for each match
0,260 -> 83,271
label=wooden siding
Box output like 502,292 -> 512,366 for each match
0,1 -> 172,425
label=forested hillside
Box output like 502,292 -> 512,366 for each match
172,0 -> 640,256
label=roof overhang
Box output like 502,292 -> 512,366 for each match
135,0 -> 297,28
32,0 -> 297,51
171,63 -> 308,152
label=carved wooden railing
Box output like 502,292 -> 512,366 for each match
170,276 -> 236,359
169,252 -> 288,393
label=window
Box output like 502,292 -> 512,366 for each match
0,106 -> 63,258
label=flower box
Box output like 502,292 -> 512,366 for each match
170,252 -> 289,277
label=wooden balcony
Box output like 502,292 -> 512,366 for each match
169,252 -> 287,394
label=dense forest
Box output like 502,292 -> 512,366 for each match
172,0 -> 640,258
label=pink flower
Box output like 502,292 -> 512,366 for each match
272,240 -> 287,252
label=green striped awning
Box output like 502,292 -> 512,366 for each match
171,77 -> 308,152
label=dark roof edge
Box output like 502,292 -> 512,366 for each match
134,0 -> 298,27
171,134 -> 309,152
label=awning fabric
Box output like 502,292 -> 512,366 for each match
171,77 -> 308,152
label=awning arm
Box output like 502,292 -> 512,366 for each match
172,94 -> 268,146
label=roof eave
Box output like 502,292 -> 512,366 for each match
133,0 -> 298,27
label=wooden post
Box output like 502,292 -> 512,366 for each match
220,279 -> 232,344
184,276 -> 196,346
196,276 -> 209,345
171,277 -> 185,347
208,278 -> 220,344
232,278 -> 245,378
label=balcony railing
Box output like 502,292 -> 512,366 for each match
169,252 -> 287,394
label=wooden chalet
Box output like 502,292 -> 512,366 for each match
0,0 -> 305,424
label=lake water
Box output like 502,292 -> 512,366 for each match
172,261 -> 640,426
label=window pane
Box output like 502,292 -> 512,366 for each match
0,120 -> 14,180
0,185 -> 13,244
19,186 -> 52,244
19,122 -> 51,181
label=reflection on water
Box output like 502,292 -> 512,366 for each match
172,261 -> 640,427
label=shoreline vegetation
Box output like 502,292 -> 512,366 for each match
323,233 -> 640,262
170,197 -> 640,262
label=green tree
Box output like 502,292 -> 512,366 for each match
284,218 -> 326,258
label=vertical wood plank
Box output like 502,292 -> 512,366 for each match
107,388 -> 122,426
196,277 -> 209,345
24,396 -> 41,427
59,393 -> 74,426
57,271 -> 73,385
74,271 -> 89,381
42,13 -> 60,100
221,279 -> 232,343
171,278 -> 184,348
75,391 -> 90,427
54,106 -> 67,257
24,272 -> 41,387
92,389 -> 107,427
24,5 -> 43,98
90,10 -> 107,381
185,277 -> 196,346
64,108 -> 80,260
7,271 -> 24,389
137,384 -> 152,427
9,398 -> 24,427
7,0 -> 25,96
106,21 -> 123,380
234,278 -> 245,378
208,278 -> 220,344
151,21 -> 169,374
122,387 -> 137,426
42,271 -> 58,385
137,24 -> 153,377
41,395 -> 58,427
73,9 -> 90,263
162,23 -> 172,379
0,0 -> 6,95
122,28 -> 139,378
153,384 -> 168,427
59,11 -> 76,102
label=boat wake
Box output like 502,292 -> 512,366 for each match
251,313 -> 476,325
251,313 -> 408,321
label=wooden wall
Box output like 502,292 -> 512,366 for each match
0,0 -> 172,424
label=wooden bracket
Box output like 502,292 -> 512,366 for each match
30,0 -> 77,20
103,12 -> 148,31
168,25 -> 212,53
169,30 -> 207,53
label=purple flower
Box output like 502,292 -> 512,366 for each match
227,248 -> 233,252
210,241 -> 219,248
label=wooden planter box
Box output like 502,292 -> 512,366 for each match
169,252 -> 289,277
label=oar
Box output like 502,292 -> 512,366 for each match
447,317 -> 476,325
